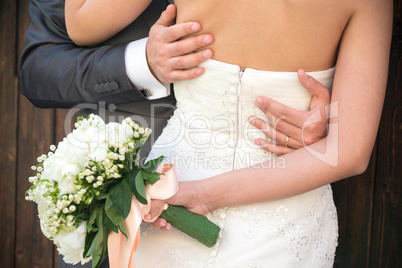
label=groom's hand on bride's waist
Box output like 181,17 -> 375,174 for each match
146,4 -> 214,84
248,69 -> 331,155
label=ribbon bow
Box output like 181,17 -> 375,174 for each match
107,163 -> 178,268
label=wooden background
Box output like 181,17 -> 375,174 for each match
0,0 -> 400,267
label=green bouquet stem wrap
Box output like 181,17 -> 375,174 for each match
160,205 -> 220,247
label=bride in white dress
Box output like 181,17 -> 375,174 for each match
135,0 -> 392,267
138,60 -> 338,267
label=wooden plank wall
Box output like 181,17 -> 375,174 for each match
0,0 -> 400,267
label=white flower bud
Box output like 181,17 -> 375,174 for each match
53,215 -> 59,221
84,169 -> 93,176
91,166 -> 97,172
96,181 -> 102,186
138,128 -> 145,134
86,175 -> 94,183
31,166 -> 37,171
69,205 -> 76,212
50,145 -> 56,151
57,202 -> 64,209
133,132 -> 140,138
55,208 -> 60,214
37,167 -> 43,172
67,215 -> 74,222
62,208 -> 69,214
97,176 -> 103,181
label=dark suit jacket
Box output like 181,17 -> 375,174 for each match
19,0 -> 175,110
19,0 -> 177,159
19,2 -> 176,265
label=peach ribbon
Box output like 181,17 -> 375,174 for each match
107,163 -> 178,268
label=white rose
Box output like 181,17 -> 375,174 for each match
59,175 -> 79,195
72,115 -> 105,148
88,144 -> 108,162
53,221 -> 91,265
42,140 -> 88,184
97,122 -> 134,147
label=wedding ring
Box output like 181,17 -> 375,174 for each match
284,136 -> 290,148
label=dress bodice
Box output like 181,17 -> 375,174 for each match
140,59 -> 338,267
150,59 -> 335,176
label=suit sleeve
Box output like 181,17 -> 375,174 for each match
19,0 -> 162,109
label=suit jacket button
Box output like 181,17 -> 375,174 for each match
94,84 -> 101,93
110,81 -> 119,90
103,83 -> 111,92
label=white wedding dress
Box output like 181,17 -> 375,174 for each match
135,59 -> 338,267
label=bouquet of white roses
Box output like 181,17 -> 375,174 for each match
26,114 -> 220,268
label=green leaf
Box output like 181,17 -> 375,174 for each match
94,192 -> 108,200
104,196 -> 127,237
109,179 -> 132,219
91,235 -> 105,268
128,171 -> 147,205
85,229 -> 101,258
104,213 -> 118,234
83,231 -> 97,258
87,207 -> 99,233
118,218 -> 127,237
143,155 -> 165,172
141,169 -> 161,185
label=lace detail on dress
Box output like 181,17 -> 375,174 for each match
227,186 -> 338,267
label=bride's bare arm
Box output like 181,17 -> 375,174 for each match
164,0 -> 393,216
65,0 -> 152,46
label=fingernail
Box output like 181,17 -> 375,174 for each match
191,23 -> 200,32
255,139 -> 261,145
166,224 -> 172,230
159,221 -> 166,227
303,70 -> 309,79
145,214 -> 151,221
256,97 -> 263,108
203,36 -> 212,45
203,50 -> 211,59
249,117 -> 256,125
195,68 -> 202,76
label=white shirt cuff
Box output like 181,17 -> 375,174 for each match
125,37 -> 170,100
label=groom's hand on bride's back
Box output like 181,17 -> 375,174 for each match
146,4 -> 214,84
249,69 -> 331,155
